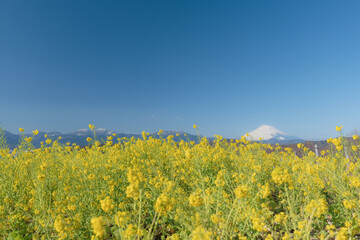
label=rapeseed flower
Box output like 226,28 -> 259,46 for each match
305,199 -> 328,218
336,126 -> 343,131
191,226 -> 211,240
123,224 -> 136,239
114,211 -> 129,227
343,200 -> 356,209
234,185 -> 249,199
91,216 -> 105,238
189,192 -> 204,207
155,193 -> 174,215
100,197 -> 114,213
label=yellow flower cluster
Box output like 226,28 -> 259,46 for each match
155,193 -> 174,215
53,216 -> 68,240
91,216 -> 106,238
305,199 -> 328,218
260,183 -> 271,198
274,212 -> 288,224
100,196 -> 114,213
328,137 -> 344,151
336,126 -> 343,132
114,211 -> 129,228
343,200 -> 356,210
214,169 -> 226,187
349,176 -> 360,188
271,167 -> 293,186
123,224 -> 136,239
251,216 -> 267,232
337,227 -> 349,240
126,169 -> 143,200
234,185 -> 249,199
191,226 -> 212,240
210,214 -> 223,224
189,192 -> 204,207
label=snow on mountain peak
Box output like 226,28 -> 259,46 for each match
75,128 -> 113,135
77,129 -> 89,132
246,124 -> 286,141
96,128 -> 114,135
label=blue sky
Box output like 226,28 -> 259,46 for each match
1,1 -> 360,139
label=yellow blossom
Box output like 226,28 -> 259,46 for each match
251,217 -> 266,232
191,226 -> 211,240
123,224 -> 136,239
210,214 -> 222,224
305,199 -> 328,218
189,193 -> 204,207
37,174 -> 45,181
260,183 -> 271,198
115,211 -> 129,227
91,216 -> 105,238
155,193 -> 174,215
234,185 -> 249,199
100,197 -> 114,213
67,204 -> 77,211
336,126 -> 343,132
88,174 -> 95,180
343,200 -> 356,209
274,212 -> 287,224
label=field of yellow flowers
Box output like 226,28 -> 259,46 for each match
0,125 -> 359,239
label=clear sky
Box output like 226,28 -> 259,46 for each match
1,1 -> 360,140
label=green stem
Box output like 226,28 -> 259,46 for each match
222,199 -> 237,238
284,185 -> 296,230
137,190 -> 142,240
147,212 -> 159,239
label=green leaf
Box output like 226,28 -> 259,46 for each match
7,232 -> 24,240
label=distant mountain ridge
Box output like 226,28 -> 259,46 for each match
245,125 -> 304,145
0,125 -> 306,149
0,128 -> 202,149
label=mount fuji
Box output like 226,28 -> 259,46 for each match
245,125 -> 304,145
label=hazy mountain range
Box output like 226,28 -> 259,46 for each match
0,129 -> 202,149
0,125 -> 306,149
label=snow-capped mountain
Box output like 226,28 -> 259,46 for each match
246,125 -> 304,145
73,128 -> 115,136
